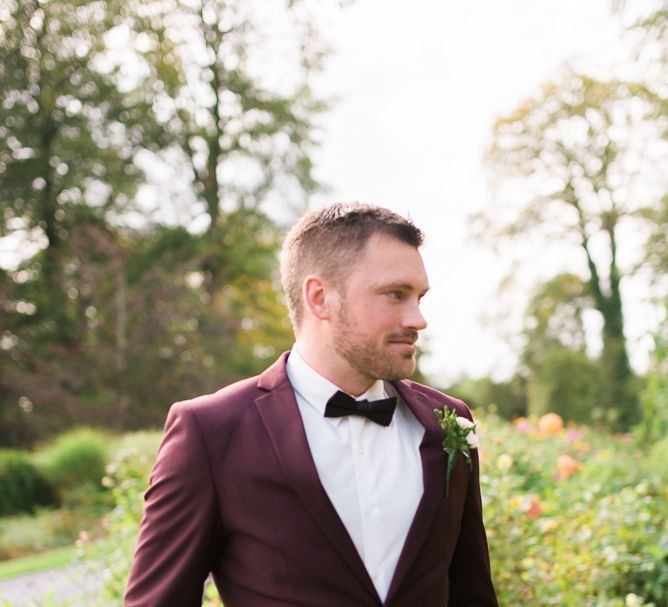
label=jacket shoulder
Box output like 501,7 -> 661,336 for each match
399,379 -> 474,420
168,374 -> 262,427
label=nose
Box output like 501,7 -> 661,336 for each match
403,300 -> 427,332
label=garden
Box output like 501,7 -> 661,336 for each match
1,409 -> 666,606
1,1 -> 667,605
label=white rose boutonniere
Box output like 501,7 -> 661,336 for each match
434,407 -> 479,496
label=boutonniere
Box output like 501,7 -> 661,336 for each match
434,407 -> 480,496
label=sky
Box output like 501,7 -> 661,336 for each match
305,0 -> 662,383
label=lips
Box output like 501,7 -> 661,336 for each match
387,332 -> 418,346
387,335 -> 418,356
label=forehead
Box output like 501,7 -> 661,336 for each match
347,233 -> 429,290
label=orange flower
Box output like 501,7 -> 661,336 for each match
556,454 -> 580,478
538,413 -> 564,436
525,495 -> 542,519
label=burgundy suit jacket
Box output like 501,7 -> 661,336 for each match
124,352 -> 498,607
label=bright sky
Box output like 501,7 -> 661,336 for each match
307,0 -> 662,383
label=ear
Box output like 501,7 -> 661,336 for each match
302,274 -> 335,321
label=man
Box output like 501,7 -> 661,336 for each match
125,203 -> 498,607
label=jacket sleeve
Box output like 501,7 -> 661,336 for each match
447,415 -> 499,607
124,403 -> 221,607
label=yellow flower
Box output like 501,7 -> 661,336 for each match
539,519 -> 558,534
496,453 -> 513,472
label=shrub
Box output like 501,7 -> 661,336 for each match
86,431 -> 225,607
90,420 -> 668,607
34,428 -> 110,493
479,411 -> 668,607
0,507 -> 93,559
0,450 -> 57,516
77,431 -> 162,605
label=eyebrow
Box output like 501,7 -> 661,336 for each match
376,281 -> 431,295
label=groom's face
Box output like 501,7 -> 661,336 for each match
330,233 -> 429,382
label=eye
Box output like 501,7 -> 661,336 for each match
387,290 -> 405,300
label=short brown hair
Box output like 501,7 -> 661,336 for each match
280,202 -> 424,329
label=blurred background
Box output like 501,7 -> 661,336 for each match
1,0 -> 666,442
0,0 -> 667,605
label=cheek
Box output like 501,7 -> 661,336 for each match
370,309 -> 400,332
346,298 -> 398,332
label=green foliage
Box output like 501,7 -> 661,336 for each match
0,0 -> 326,447
640,194 -> 668,278
0,0 -> 155,222
478,411 -> 668,606
87,429 -> 234,605
636,312 -> 668,446
0,0 -> 154,320
0,591 -> 70,607
480,70 -> 668,430
0,544 -> 75,581
0,210 -> 294,444
434,406 -> 477,496
0,507 -> 98,560
0,450 -> 56,516
526,347 -> 600,423
84,432 -> 161,605
444,375 -> 528,420
34,428 -> 109,493
76,417 -> 668,607
0,430 -> 150,563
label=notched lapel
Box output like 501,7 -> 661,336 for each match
385,382 -> 450,604
254,362 -> 380,602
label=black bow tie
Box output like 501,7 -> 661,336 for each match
324,390 -> 397,427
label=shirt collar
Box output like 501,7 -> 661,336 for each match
286,345 -> 387,420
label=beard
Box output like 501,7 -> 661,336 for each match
331,300 -> 418,381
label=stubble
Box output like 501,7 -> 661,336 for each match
331,301 -> 417,382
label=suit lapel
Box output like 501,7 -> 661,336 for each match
384,380 -> 446,604
254,353 -> 380,603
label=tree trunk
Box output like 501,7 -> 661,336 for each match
581,224 -> 637,430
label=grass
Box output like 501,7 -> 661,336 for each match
0,545 -> 76,580
0,503 -> 109,561
0,536 -> 115,582
0,430 -> 162,589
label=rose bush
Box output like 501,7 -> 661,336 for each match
79,413 -> 667,607
478,410 -> 668,607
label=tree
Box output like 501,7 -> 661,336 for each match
444,375 -> 528,421
628,2 -> 668,90
0,0 -> 159,340
641,194 -> 668,282
0,0 -> 331,445
520,274 -> 601,424
0,212 -> 295,445
114,0 -> 326,291
480,72 -> 668,429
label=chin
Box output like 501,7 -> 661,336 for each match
389,362 -> 416,380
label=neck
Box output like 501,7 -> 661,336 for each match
295,334 -> 374,396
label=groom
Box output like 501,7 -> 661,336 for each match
124,203 -> 498,606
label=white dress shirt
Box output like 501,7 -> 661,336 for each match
286,347 -> 425,602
